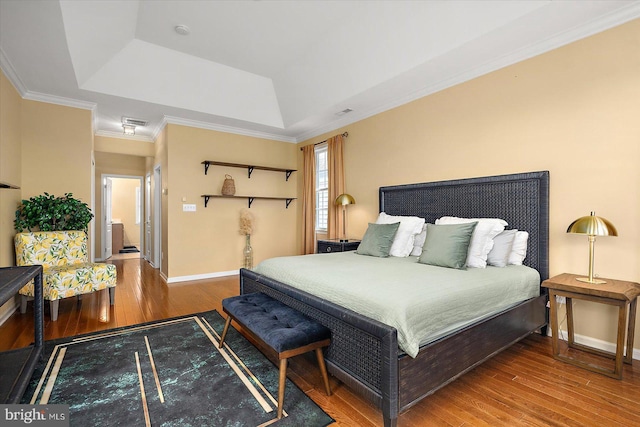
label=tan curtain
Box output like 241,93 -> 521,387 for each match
327,134 -> 346,240
301,144 -> 316,254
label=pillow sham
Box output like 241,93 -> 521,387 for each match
435,216 -> 507,268
418,222 -> 477,269
410,223 -> 428,256
508,230 -> 529,265
376,212 -> 425,257
486,229 -> 517,267
356,222 -> 400,258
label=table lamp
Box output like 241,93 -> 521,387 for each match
335,193 -> 355,242
566,211 -> 617,284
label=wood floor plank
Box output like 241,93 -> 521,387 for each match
2,257 -> 639,426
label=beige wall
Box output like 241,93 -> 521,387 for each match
300,19 -> 640,348
94,135 -> 155,157
20,101 -> 93,204
0,70 -> 23,319
165,124 -> 297,279
110,177 -> 141,248
93,150 -> 147,258
0,71 -> 22,266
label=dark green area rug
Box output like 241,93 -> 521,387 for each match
22,311 -> 334,427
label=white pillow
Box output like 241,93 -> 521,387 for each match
508,231 -> 529,265
376,212 -> 425,257
487,229 -> 517,267
410,223 -> 428,256
435,216 -> 507,268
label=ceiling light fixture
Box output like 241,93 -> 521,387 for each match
122,124 -> 136,136
175,25 -> 190,36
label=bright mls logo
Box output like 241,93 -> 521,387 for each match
1,405 -> 69,426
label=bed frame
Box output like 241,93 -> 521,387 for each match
240,171 -> 549,427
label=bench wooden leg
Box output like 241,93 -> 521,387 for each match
278,358 -> 287,419
20,295 -> 28,314
219,316 -> 232,349
315,347 -> 331,396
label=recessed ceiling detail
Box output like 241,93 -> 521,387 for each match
1,1 -> 639,141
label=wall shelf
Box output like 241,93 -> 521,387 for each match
0,181 -> 19,189
201,195 -> 296,209
201,161 -> 296,181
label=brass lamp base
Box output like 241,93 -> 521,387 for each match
575,277 -> 607,285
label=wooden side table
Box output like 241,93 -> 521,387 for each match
542,273 -> 640,379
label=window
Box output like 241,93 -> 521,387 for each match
315,145 -> 328,231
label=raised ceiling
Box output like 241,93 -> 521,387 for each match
1,1 -> 639,143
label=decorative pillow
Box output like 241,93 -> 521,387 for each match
355,222 -> 400,258
487,229 -> 517,267
435,216 -> 507,268
418,222 -> 477,269
508,231 -> 529,265
376,212 -> 425,257
410,223 -> 428,256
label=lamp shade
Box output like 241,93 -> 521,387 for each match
566,212 -> 617,236
335,193 -> 355,206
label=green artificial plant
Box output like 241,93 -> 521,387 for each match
14,193 -> 94,232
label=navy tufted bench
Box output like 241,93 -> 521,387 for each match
219,292 -> 332,419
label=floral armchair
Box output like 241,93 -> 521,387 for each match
15,231 -> 117,321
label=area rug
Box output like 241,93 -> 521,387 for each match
22,311 -> 334,427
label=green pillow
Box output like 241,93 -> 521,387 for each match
418,222 -> 478,269
356,222 -> 400,257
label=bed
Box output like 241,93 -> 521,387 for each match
240,171 -> 549,427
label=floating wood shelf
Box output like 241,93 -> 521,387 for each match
201,161 -> 296,181
201,195 -> 296,209
0,181 -> 19,189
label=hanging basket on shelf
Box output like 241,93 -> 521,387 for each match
221,174 -> 236,196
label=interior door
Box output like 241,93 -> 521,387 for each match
104,177 -> 113,259
145,174 -> 152,261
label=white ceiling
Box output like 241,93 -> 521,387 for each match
1,1 -> 639,143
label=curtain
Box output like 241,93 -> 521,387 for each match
327,134 -> 346,240
301,144 -> 316,254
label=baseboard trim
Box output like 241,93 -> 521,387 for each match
0,299 -> 18,326
166,270 -> 239,284
546,328 -> 639,361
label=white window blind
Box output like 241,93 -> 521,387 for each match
315,145 -> 328,231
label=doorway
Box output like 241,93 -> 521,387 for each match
102,174 -> 144,260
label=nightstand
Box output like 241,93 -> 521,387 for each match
317,239 -> 360,254
542,273 -> 640,379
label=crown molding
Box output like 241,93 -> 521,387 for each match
0,48 -> 28,96
94,130 -> 154,142
151,116 -> 168,141
162,115 -> 297,143
5,4 -> 639,146
296,3 -> 640,143
22,90 -> 97,111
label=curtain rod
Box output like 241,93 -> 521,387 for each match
300,132 -> 348,151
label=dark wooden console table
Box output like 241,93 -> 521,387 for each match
0,265 -> 44,403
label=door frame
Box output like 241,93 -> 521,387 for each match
101,173 -> 144,260
153,165 -> 162,268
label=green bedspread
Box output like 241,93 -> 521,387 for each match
253,252 -> 540,357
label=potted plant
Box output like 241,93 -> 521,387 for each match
14,192 -> 93,232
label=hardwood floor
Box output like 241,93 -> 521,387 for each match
2,258 -> 639,426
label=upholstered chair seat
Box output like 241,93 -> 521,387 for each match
15,231 -> 117,321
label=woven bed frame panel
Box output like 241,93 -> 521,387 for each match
380,171 -> 549,280
240,171 -> 549,427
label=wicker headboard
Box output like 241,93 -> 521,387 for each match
379,171 -> 549,280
